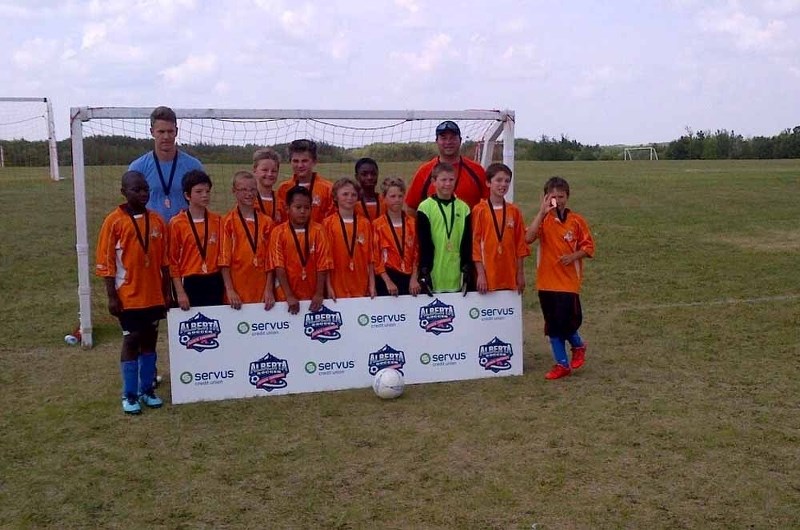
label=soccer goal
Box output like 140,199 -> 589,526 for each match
0,97 -> 61,180
70,107 -> 515,347
623,146 -> 658,160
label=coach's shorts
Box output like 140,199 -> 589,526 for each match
183,272 -> 224,307
118,306 -> 166,334
538,291 -> 582,339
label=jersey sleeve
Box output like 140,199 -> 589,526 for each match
95,212 -> 119,277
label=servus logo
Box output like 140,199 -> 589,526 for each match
248,353 -> 290,392
418,298 -> 455,335
178,312 -> 221,352
303,305 -> 343,343
478,337 -> 514,373
368,344 -> 406,375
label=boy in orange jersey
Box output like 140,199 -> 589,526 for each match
275,139 -> 334,223
525,176 -> 595,380
472,163 -> 530,294
253,147 -> 282,223
323,177 -> 376,300
353,157 -> 384,221
270,186 -> 333,314
372,176 -> 420,297
169,169 -> 224,309
219,171 -> 275,310
96,171 -> 171,414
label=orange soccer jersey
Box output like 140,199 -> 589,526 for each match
322,213 -> 373,298
372,212 -> 418,276
534,210 -> 595,293
219,207 -> 274,304
255,191 -> 282,224
270,222 -> 333,301
354,195 -> 385,222
405,156 -> 488,210
471,199 -> 530,291
276,173 -> 334,224
168,209 -> 222,278
95,205 -> 168,310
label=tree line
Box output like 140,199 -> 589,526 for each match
2,126 -> 799,167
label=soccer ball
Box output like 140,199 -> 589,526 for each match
372,368 -> 404,399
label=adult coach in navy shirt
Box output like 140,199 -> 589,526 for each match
129,106 -> 204,222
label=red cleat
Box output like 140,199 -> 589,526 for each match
571,344 -> 587,370
545,364 -> 572,380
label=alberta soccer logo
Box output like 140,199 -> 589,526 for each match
367,344 -> 406,375
178,313 -> 221,352
478,337 -> 514,373
248,353 -> 290,392
303,305 -> 343,343
418,298 -> 455,335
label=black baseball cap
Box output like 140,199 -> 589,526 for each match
435,120 -> 461,137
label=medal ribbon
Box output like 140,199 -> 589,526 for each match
360,196 -> 380,220
289,224 -> 310,268
338,213 -> 358,262
152,150 -> 178,199
386,212 -> 406,260
490,200 -> 507,246
187,209 -> 209,262
237,207 -> 259,259
435,198 -> 456,243
125,206 -> 150,259
257,191 -> 276,220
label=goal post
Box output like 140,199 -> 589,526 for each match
623,146 -> 658,160
70,106 -> 515,347
0,97 -> 61,181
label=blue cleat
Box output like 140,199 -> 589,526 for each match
122,395 -> 142,415
138,391 -> 163,409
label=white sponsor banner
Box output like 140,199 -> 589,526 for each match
167,291 -> 523,404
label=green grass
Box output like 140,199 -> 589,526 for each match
1,160 -> 799,528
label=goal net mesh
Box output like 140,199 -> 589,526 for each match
74,109 -> 513,346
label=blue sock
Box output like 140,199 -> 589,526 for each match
139,353 -> 157,395
567,332 -> 584,349
548,337 -> 570,368
121,361 -> 138,400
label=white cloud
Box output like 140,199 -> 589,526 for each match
12,38 -> 61,70
160,53 -> 218,87
391,33 -> 455,72
395,0 -> 419,13
81,22 -> 107,49
571,66 -> 618,99
698,4 -> 792,52
280,4 -> 315,38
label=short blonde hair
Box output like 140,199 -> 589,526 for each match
380,176 -> 406,195
331,177 -> 361,204
253,147 -> 281,167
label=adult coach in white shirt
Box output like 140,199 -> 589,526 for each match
129,106 -> 204,222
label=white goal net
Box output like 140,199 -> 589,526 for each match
0,97 -> 60,180
70,107 -> 515,347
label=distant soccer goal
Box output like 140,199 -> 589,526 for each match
70,107 -> 515,347
0,97 -> 61,180
623,146 -> 658,161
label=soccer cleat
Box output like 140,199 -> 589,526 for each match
545,364 -> 572,380
571,344 -> 587,370
138,391 -> 163,409
122,395 -> 142,415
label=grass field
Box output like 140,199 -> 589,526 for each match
1,159 -> 798,528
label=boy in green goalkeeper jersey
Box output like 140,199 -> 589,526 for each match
416,162 -> 474,294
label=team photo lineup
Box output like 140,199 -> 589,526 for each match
97,106 -> 595,414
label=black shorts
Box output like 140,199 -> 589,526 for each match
376,268 -> 411,296
538,291 -> 582,339
118,306 -> 166,334
183,272 -> 224,307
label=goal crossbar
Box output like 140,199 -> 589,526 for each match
70,106 -> 515,347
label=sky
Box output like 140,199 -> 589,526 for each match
1,0 -> 798,145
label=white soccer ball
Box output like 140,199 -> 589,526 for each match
372,368 -> 405,399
